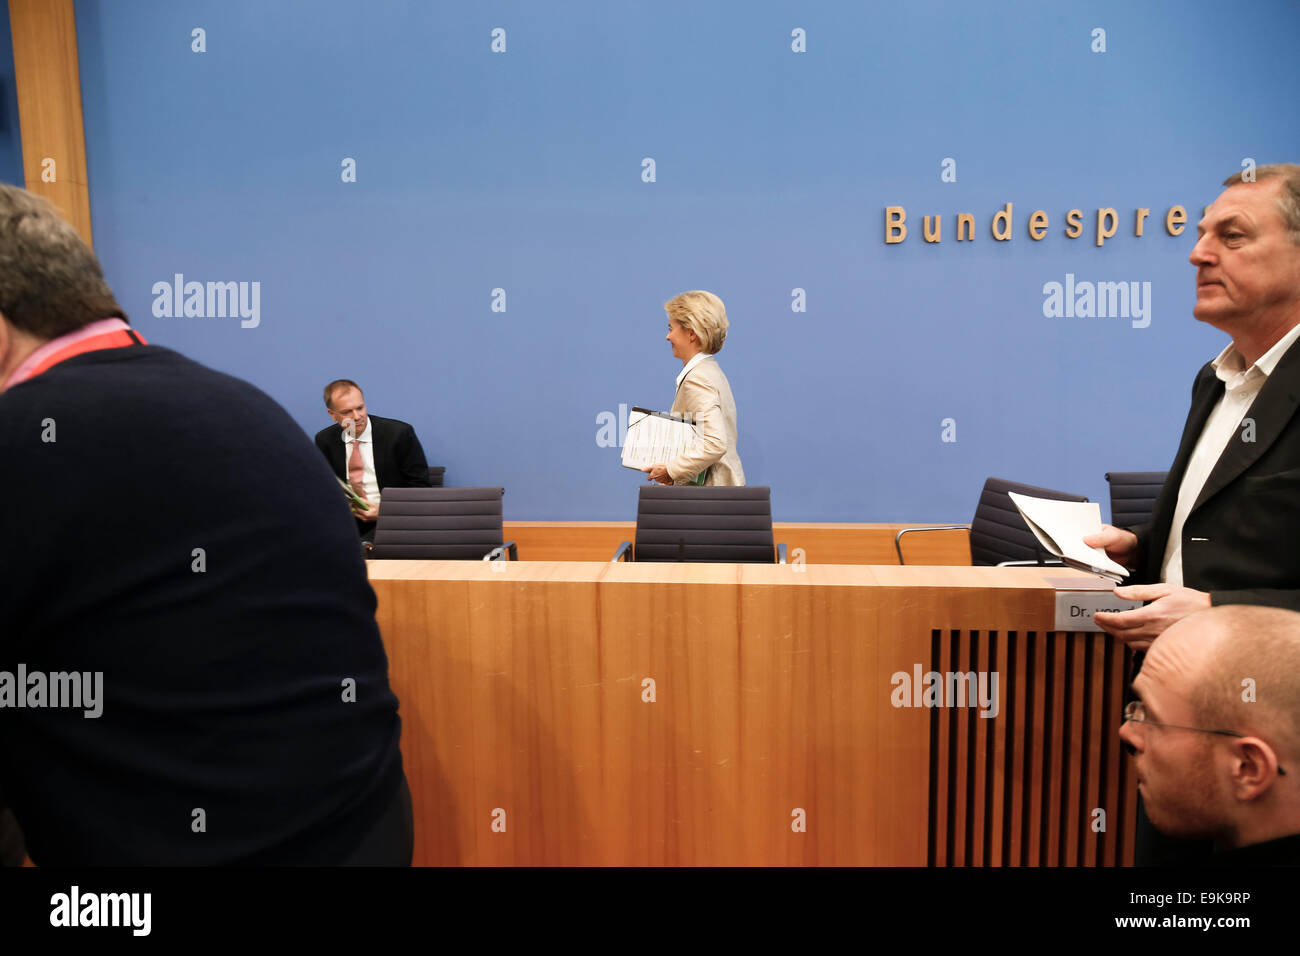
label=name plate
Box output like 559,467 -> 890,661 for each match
1054,591 -> 1143,632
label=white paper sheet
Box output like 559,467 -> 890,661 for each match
1007,492 -> 1130,581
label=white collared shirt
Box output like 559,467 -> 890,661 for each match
676,351 -> 709,390
342,419 -> 381,506
1161,321 -> 1300,585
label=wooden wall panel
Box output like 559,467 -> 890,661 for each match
9,0 -> 92,246
506,520 -> 971,565
505,522 -> 631,563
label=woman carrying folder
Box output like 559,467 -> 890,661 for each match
642,290 -> 746,486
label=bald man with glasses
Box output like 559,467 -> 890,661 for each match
1119,605 -> 1300,865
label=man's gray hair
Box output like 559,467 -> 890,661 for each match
1222,163 -> 1300,245
0,184 -> 125,340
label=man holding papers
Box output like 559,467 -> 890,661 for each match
1085,165 -> 1300,649
641,290 -> 745,487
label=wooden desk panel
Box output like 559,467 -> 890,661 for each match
504,521 -> 971,565
370,561 -> 1136,866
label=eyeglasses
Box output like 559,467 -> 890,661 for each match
1123,700 -> 1287,775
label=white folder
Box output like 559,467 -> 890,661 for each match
620,406 -> 698,471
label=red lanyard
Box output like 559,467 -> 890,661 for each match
24,327 -> 147,380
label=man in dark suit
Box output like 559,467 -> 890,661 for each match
0,184 -> 411,865
1085,162 -> 1300,862
314,379 -> 432,540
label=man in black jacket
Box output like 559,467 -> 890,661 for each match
1087,164 -> 1300,643
0,184 -> 411,865
1086,163 -> 1300,863
314,379 -> 432,540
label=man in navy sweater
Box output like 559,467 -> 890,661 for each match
0,185 -> 411,865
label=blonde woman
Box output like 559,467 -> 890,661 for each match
642,290 -> 746,486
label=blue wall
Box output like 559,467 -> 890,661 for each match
73,0 -> 1300,521
0,0 -> 25,186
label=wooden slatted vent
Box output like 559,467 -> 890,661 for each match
927,629 -> 1138,866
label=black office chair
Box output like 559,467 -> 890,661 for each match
365,487 -> 516,560
1105,471 -> 1167,529
895,476 -> 1089,566
427,466 -> 446,487
611,485 -> 786,563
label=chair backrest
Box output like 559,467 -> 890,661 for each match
427,466 -> 445,487
969,477 -> 1089,567
1105,471 -> 1167,529
632,485 -> 776,563
368,487 -> 504,559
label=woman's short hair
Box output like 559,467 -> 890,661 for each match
664,290 -> 729,354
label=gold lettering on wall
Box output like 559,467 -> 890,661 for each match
882,203 -> 1196,245
990,202 -> 1013,241
1166,205 -> 1187,236
1064,209 -> 1083,239
1096,208 -> 1117,247
885,206 -> 907,243
1028,210 -> 1048,240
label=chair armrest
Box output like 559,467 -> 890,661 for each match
777,542 -> 787,564
894,525 -> 971,565
362,540 -> 374,557
611,541 -> 632,562
484,542 -> 518,562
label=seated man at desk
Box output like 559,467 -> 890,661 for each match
315,379 -> 432,539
